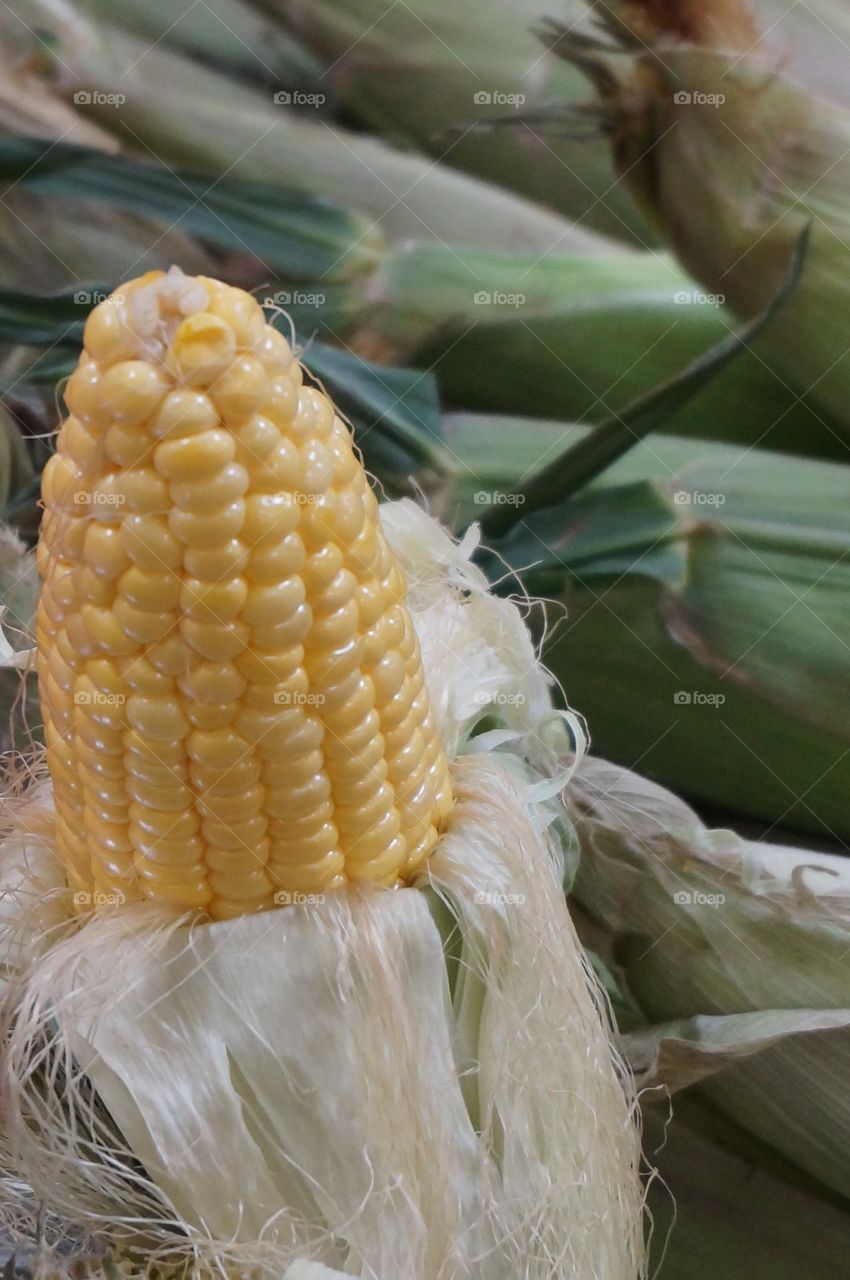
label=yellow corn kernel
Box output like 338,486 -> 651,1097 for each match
37,268 -> 453,921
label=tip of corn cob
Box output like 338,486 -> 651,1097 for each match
36,268 -> 453,921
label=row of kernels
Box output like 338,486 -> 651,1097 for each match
348,832 -> 407,883
67,345 -> 290,446
190,757 -> 262,795
269,828 -> 342,873
266,850 -> 345,896
249,436 -> 302,493
199,791 -> 265,834
204,818 -> 265,855
265,769 -> 331,820
284,386 -> 333,443
265,749 -> 331,809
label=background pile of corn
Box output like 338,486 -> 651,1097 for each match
0,0 -> 849,1274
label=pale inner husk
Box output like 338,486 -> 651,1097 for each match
0,501 -> 644,1279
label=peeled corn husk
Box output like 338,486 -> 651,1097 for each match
0,525 -> 38,755
0,501 -> 645,1280
566,754 -> 850,1202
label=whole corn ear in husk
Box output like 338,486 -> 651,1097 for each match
0,273 -> 645,1279
4,137 -> 834,455
565,754 -> 850,1202
478,417 -> 850,842
2,2 -> 580,255
552,0 -> 850,432
266,0 -> 650,243
385,245 -> 839,455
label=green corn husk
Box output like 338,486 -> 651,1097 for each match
0,192 -> 222,294
102,0 -> 322,85
259,0 -> 650,244
376,244 -> 841,455
549,0 -> 850,435
3,134 -> 838,456
1,6 -> 584,256
3,129 -> 839,455
0,141 -> 385,290
435,413 -> 850,841
564,753 -> 850,1203
643,1103 -> 850,1278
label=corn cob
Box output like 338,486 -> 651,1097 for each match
35,268 -> 453,921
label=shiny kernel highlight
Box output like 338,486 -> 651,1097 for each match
36,270 -> 453,921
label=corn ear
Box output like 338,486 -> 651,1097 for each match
4,4 -> 582,255
457,414 -> 850,841
369,243 -> 840,455
552,0 -> 850,433
36,270 -> 452,918
3,491 -> 646,1280
267,0 -> 650,243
